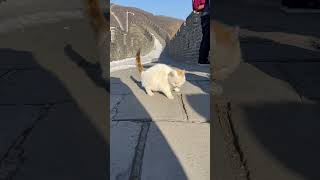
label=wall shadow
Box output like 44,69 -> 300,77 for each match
213,0 -> 320,179
242,32 -> 320,180
249,61 -> 320,102
130,74 -> 210,122
109,6 -> 210,177
0,48 -> 108,180
110,75 -> 188,179
240,102 -> 320,180
131,55 -> 210,122
159,43 -> 211,122
213,0 -> 320,36
65,46 -> 187,179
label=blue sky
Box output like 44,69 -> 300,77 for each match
110,0 -> 192,20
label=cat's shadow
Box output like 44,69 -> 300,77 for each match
64,44 -> 108,91
130,76 -> 144,90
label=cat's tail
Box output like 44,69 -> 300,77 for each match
84,0 -> 107,35
135,49 -> 144,74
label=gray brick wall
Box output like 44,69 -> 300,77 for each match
168,13 -> 201,62
168,12 -> 211,63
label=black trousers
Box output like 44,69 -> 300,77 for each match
199,15 -> 210,64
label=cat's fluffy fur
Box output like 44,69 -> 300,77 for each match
84,0 -> 109,80
135,49 -> 186,99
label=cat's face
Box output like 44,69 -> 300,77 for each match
168,69 -> 186,88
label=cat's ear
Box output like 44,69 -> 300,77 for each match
176,69 -> 185,76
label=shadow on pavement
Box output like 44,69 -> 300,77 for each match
110,75 -> 189,179
64,46 -> 187,179
158,44 -> 211,122
64,44 -> 109,91
250,61 -> 320,102
243,38 -> 320,180
185,94 -> 210,121
0,48 -> 108,179
130,76 -> 210,122
129,76 -> 144,90
240,103 -> 320,180
213,0 -> 320,179
108,11 -> 209,177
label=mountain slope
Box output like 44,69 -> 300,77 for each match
110,4 -> 184,38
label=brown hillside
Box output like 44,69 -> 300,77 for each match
110,4 -> 184,38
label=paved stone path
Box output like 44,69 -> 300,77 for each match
214,60 -> 320,180
0,16 -> 108,180
212,1 -> 320,179
110,58 -> 210,180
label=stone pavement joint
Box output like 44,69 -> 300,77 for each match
141,122 -> 210,179
179,94 -> 189,121
214,102 -> 250,180
111,58 -> 210,179
0,104 -> 52,180
129,122 -> 150,180
111,95 -> 126,120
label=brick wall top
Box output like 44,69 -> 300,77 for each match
167,12 -> 210,63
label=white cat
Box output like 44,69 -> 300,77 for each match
135,49 -> 186,99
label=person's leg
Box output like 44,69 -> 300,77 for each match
198,15 -> 210,64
